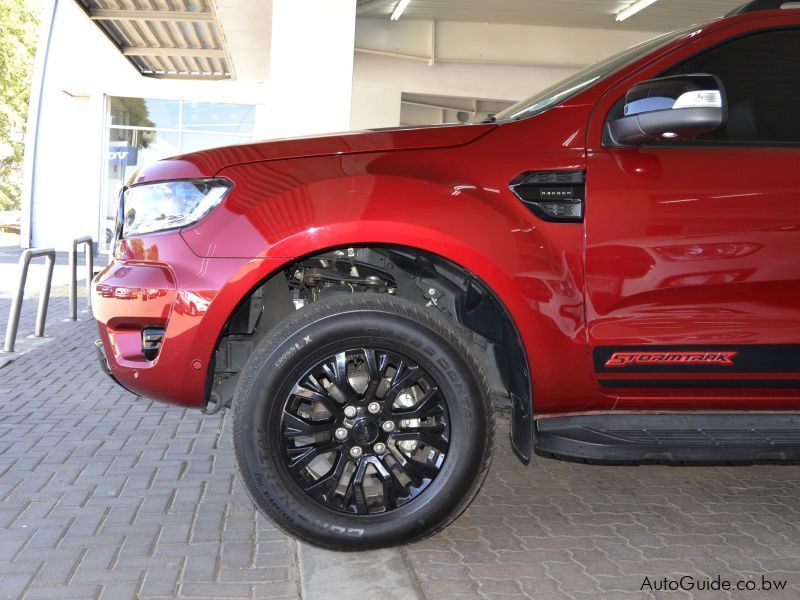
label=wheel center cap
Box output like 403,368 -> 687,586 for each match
352,418 -> 379,445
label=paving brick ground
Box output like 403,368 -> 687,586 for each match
2,315 -> 800,599
0,320 -> 300,600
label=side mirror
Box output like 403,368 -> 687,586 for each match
607,74 -> 727,146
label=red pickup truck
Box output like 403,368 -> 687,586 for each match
94,0 -> 800,549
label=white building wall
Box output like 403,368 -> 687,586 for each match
265,0 -> 357,139
24,0 -> 271,251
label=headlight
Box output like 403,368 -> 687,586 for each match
122,178 -> 232,237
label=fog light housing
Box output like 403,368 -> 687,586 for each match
141,327 -> 165,360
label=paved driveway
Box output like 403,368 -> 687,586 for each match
1,318 -> 800,599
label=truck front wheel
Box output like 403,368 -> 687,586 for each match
232,294 -> 494,549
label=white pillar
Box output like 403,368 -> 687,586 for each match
266,0 -> 357,139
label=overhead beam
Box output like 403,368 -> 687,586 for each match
145,72 -> 232,80
355,47 -> 430,63
355,46 -> 585,69
122,46 -> 227,58
401,99 -> 476,114
90,9 -> 215,22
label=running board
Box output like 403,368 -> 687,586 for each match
535,414 -> 800,464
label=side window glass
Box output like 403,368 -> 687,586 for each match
664,28 -> 800,144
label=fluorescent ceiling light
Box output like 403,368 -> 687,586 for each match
390,0 -> 411,20
616,0 -> 659,21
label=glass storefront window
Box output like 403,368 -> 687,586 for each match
109,97 -> 180,129
100,96 -> 256,252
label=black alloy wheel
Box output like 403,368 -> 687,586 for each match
233,294 -> 494,550
281,348 -> 450,515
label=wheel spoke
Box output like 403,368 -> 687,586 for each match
351,459 -> 369,514
392,385 -> 442,419
392,430 -> 448,454
385,362 -> 424,402
362,349 -> 389,402
292,375 -> 341,415
321,352 -> 358,404
397,422 -> 446,436
286,441 -> 339,473
401,456 -> 441,481
305,450 -> 348,496
282,411 -> 337,437
369,456 -> 398,512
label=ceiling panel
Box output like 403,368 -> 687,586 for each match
73,0 -> 233,79
358,0 -> 750,31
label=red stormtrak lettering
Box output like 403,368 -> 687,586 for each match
605,351 -> 739,368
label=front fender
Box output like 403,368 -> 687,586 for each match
178,148 -> 603,414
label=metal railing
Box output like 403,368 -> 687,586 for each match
3,248 -> 55,353
68,236 -> 94,321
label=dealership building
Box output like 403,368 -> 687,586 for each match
22,0 -> 719,253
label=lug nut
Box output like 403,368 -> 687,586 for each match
373,442 -> 386,454
343,405 -> 357,418
350,446 -> 363,458
367,402 -> 381,414
334,427 -> 348,441
382,420 -> 396,432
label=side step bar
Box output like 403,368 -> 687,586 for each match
535,413 -> 800,464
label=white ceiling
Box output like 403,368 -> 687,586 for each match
357,0 -> 749,31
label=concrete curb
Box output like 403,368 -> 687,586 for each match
298,543 -> 425,600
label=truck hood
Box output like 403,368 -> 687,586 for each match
132,123 -> 495,183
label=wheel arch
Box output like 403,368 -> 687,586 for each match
206,240 -> 534,463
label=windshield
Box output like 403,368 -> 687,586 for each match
493,24 -> 700,122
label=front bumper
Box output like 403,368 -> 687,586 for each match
92,232 -> 245,407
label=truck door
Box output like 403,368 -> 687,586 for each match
585,25 -> 800,407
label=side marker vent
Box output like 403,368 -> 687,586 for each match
509,170 -> 585,223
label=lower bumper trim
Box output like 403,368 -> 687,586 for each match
94,338 -> 139,397
94,339 -> 112,376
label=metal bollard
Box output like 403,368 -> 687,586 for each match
68,236 -> 94,321
3,248 -> 56,353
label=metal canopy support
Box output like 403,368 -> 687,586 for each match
121,46 -> 228,58
3,248 -> 56,353
89,9 -> 215,22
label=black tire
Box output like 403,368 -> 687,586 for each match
232,294 -> 494,550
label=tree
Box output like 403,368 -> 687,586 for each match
0,0 -> 39,211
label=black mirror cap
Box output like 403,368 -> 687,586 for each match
606,73 -> 728,146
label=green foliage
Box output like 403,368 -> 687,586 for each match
0,0 -> 39,211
